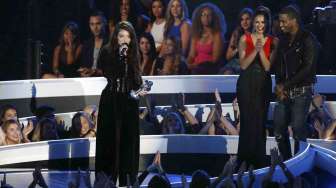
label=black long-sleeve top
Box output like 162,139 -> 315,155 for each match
97,46 -> 142,93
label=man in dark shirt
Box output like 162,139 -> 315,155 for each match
273,5 -> 319,160
78,10 -> 108,77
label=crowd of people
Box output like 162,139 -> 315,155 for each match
1,0 -> 335,187
0,149 -> 319,187
0,85 -> 334,147
37,0 -> 326,78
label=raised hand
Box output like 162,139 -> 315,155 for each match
23,120 -> 34,142
33,167 -> 48,188
275,84 -> 288,101
248,165 -> 255,187
94,172 -> 115,188
133,176 -> 140,188
31,83 -> 37,98
181,174 -> 187,188
82,169 -> 92,188
237,162 -> 246,188
232,98 -> 239,111
1,171 -> 14,188
215,88 -> 222,103
176,93 -> 186,112
270,147 -> 278,167
313,119 -> 325,136
147,151 -> 164,174
255,38 -> 263,52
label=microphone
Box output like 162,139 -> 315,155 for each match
119,43 -> 129,57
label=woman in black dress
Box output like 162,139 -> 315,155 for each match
95,21 -> 143,186
236,7 -> 278,168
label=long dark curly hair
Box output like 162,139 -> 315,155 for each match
107,21 -> 142,86
191,3 -> 227,39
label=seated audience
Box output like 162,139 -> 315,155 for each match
71,112 -> 96,138
78,10 -> 108,77
149,0 -> 167,51
223,8 -> 253,75
151,36 -> 188,75
31,118 -> 59,142
187,3 -> 226,74
308,94 -> 336,139
164,0 -> 191,56
51,21 -> 82,78
139,32 -> 157,75
1,119 -> 32,146
83,104 -> 98,127
189,169 -> 210,188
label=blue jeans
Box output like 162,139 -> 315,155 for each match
273,91 -> 312,160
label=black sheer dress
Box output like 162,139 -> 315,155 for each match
95,46 -> 142,186
236,34 -> 273,168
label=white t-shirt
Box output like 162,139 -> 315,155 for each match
150,20 -> 166,48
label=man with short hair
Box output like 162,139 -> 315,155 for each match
79,10 -> 108,77
273,5 -> 319,160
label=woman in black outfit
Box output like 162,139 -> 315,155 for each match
95,21 -> 143,186
236,7 -> 278,168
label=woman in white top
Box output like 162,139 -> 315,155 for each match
149,0 -> 167,52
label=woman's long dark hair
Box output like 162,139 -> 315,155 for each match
58,21 -> 80,48
139,32 -> 157,65
235,7 -> 254,37
0,104 -> 17,125
253,6 -> 272,35
109,0 -> 141,26
107,21 -> 142,87
71,112 -> 93,138
150,0 -> 167,22
191,3 -> 227,39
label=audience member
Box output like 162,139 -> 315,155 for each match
51,21 -> 82,78
0,104 -> 18,126
31,118 -> 59,142
1,119 -> 32,146
149,0 -> 167,51
189,169 -> 210,188
187,3 -> 226,74
71,112 -> 96,138
223,8 -> 253,74
79,10 -> 108,77
164,0 -> 191,56
139,32 -> 157,75
151,36 -> 188,75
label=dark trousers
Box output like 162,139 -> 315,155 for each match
273,91 -> 312,160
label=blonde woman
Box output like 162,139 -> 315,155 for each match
164,0 -> 191,56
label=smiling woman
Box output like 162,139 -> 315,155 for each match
236,6 -> 278,169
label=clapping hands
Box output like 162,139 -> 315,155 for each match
255,38 -> 263,52
275,84 -> 288,101
29,167 -> 48,188
147,151 -> 164,174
